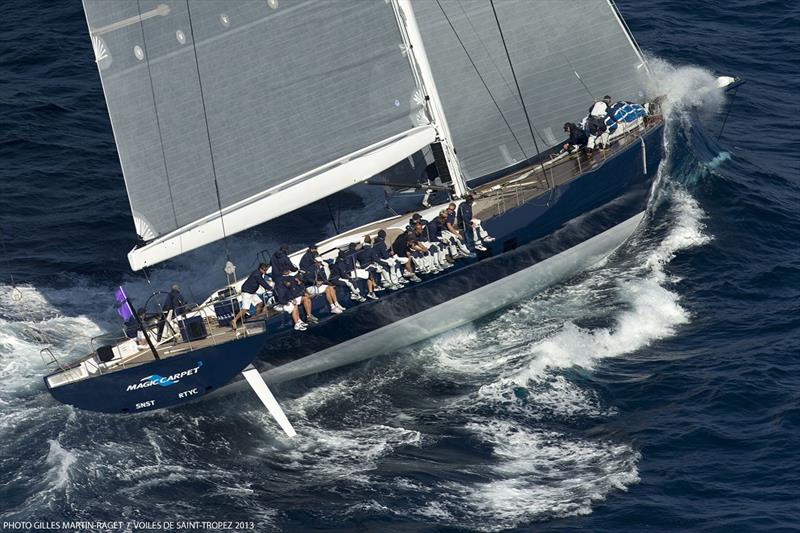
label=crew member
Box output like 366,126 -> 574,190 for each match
444,203 -> 471,257
273,277 -> 307,331
270,244 -> 298,276
284,270 -> 318,324
415,220 -> 445,272
162,284 -> 188,316
329,250 -> 366,302
374,229 -> 408,286
231,263 -> 273,331
298,243 -> 320,273
425,215 -> 453,268
357,235 -> 397,291
586,95 -> 612,152
303,254 -> 345,314
562,122 -> 588,154
125,308 -> 153,346
456,195 -> 494,252
392,229 -> 422,282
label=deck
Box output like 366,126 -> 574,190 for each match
46,116 -> 661,388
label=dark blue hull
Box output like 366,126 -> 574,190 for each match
45,334 -> 263,413
252,124 -> 664,374
45,124 -> 662,414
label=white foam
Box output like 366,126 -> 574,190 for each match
646,57 -> 725,116
415,420 -> 639,531
268,422 -> 421,479
45,439 -> 77,490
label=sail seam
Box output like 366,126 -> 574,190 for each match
488,0 -> 552,197
434,0 -> 529,163
135,0 -> 179,231
185,0 -> 230,258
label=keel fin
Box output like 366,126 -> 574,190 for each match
241,365 -> 297,438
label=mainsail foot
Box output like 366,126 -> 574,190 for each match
241,365 -> 297,438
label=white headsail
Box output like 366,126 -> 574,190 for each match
83,0 -> 437,270
411,0 -> 650,181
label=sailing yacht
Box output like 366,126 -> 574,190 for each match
44,0 -> 664,434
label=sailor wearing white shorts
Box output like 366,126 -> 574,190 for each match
302,255 -> 345,314
274,295 -> 302,314
273,278 -> 308,331
231,263 -> 273,331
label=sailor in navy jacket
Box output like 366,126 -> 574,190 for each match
302,255 -> 345,313
298,244 -> 319,273
231,263 -> 272,331
270,244 -> 298,276
373,229 -> 405,285
456,194 -> 494,252
273,278 -> 306,330
329,251 -> 364,301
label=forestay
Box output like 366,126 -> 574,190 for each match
83,0 -> 430,269
413,0 -> 648,181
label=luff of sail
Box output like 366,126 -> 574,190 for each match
82,0 -> 433,270
412,0 -> 649,181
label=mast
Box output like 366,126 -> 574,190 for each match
391,0 -> 468,199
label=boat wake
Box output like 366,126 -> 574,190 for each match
0,62 -> 728,528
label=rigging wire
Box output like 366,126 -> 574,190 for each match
488,0 -> 553,200
717,88 -> 738,141
453,1 -> 547,147
186,2 -> 232,262
566,60 -> 597,101
434,0 -> 529,161
135,0 -> 180,231
324,197 -> 341,234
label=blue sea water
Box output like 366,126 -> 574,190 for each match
1,0 -> 799,531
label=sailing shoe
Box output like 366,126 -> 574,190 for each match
335,302 -> 346,311
475,243 -> 488,252
374,286 -> 385,292
330,305 -> 343,315
307,314 -> 320,324
410,274 -> 422,282
483,236 -> 496,242
294,321 -> 307,331
397,277 -> 409,284
366,292 -> 379,300
351,293 -> 367,302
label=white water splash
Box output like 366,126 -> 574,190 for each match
45,439 -> 77,490
646,57 -> 725,116
411,420 -> 639,531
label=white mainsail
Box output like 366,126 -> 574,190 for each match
83,0 -> 436,270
